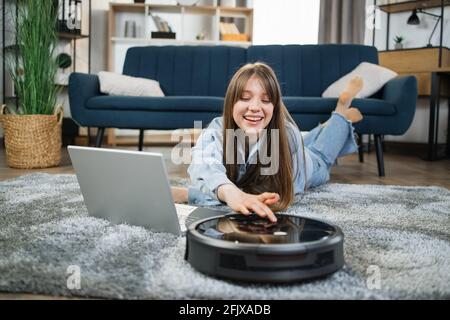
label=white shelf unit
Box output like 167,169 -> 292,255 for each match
107,2 -> 253,72
106,2 -> 252,146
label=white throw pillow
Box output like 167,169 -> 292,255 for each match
98,71 -> 165,97
322,62 -> 398,98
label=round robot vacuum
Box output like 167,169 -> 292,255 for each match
185,214 -> 344,283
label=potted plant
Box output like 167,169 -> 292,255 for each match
0,0 -> 63,169
394,36 -> 404,49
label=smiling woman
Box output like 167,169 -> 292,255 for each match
172,62 -> 364,221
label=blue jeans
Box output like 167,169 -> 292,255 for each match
304,112 -> 358,188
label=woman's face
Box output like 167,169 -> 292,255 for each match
232,76 -> 274,137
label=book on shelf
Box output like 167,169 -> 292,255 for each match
150,13 -> 172,32
219,22 -> 240,35
219,22 -> 248,41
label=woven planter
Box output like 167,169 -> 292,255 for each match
0,105 -> 63,169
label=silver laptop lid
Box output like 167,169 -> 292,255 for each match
68,146 -> 181,235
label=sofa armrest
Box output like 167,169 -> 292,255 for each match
381,75 -> 418,135
68,72 -> 101,126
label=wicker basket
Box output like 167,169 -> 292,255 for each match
0,105 -> 63,169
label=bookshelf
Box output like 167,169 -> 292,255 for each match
377,0 -> 450,13
1,0 -> 92,103
373,0 -> 449,64
107,2 -> 253,72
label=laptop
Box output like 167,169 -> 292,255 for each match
68,146 -> 226,235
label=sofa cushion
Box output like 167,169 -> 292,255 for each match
283,97 -> 396,116
247,44 -> 378,97
86,96 -> 225,112
98,71 -> 165,97
86,95 -> 395,116
322,62 -> 398,98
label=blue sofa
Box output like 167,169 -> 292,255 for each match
69,44 -> 418,176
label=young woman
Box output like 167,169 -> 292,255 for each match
172,62 -> 363,222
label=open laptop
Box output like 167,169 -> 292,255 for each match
68,146 -> 226,235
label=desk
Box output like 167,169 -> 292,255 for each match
428,68 -> 450,160
379,48 -> 450,160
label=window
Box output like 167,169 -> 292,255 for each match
253,0 -> 319,45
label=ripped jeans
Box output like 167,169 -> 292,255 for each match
304,111 -> 358,188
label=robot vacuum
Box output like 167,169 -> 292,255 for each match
185,214 -> 344,283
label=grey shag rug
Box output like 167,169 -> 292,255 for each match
0,173 -> 449,300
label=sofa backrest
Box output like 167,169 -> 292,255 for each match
123,46 -> 247,97
123,44 -> 378,98
247,44 -> 379,97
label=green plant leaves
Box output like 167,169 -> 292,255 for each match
8,0 -> 59,115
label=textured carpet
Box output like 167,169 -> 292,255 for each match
0,173 -> 449,300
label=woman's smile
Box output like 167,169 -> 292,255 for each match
243,115 -> 264,125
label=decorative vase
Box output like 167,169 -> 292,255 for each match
0,105 -> 63,169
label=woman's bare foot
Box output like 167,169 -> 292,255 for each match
341,107 -> 363,123
335,77 -> 364,114
171,186 -> 188,203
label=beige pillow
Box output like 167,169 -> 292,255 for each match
98,71 -> 165,97
322,62 -> 397,98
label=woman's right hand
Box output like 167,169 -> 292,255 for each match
217,184 -> 280,222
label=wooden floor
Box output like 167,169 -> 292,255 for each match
1,144 -> 449,188
0,144 -> 449,300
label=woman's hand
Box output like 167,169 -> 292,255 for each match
217,184 -> 280,222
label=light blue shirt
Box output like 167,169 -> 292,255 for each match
187,117 -> 314,203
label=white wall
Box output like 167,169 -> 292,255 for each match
364,0 -> 449,143
253,0 -> 319,45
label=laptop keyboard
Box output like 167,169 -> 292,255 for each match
175,204 -> 198,232
175,203 -> 228,233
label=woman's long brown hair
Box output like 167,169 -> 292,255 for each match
222,62 -> 295,211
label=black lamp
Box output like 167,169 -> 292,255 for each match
407,9 -> 420,25
407,8 -> 442,48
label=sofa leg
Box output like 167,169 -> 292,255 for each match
357,133 -> 364,163
139,129 -> 145,151
87,127 -> 92,145
95,128 -> 105,148
374,134 -> 385,177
